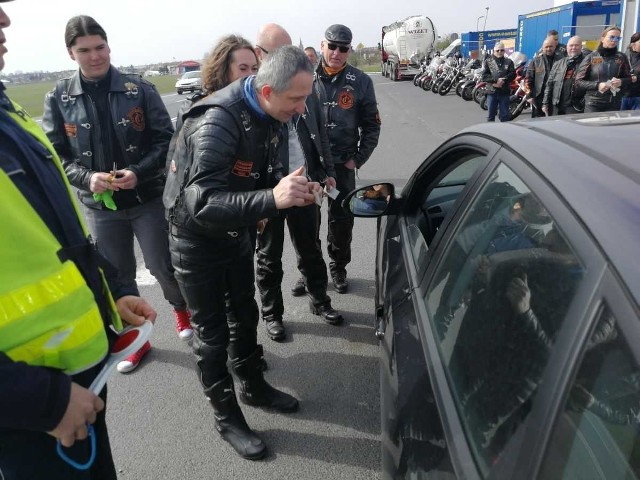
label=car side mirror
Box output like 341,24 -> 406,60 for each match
342,183 -> 395,217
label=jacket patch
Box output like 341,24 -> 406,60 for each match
231,160 -> 253,177
592,58 -> 603,65
124,82 -> 139,97
64,123 -> 77,138
127,107 -> 146,131
338,90 -> 355,110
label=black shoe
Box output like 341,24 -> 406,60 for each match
265,318 -> 286,342
331,271 -> 348,294
205,376 -> 267,460
232,346 -> 299,413
310,301 -> 344,325
291,278 -> 306,296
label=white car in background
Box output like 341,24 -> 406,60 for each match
175,71 -> 202,95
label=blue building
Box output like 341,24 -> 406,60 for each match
461,29 -> 518,58
516,1 -> 622,59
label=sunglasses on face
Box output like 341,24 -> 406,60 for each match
327,43 -> 350,53
607,35 -> 622,41
495,49 -> 505,52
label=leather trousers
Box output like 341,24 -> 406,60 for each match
169,225 -> 258,388
256,204 -> 330,320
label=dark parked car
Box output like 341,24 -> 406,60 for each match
344,112 -> 640,479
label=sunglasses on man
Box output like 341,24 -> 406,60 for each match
327,42 -> 350,53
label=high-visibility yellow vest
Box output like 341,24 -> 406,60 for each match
0,101 -> 122,375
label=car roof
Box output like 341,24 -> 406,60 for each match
460,112 -> 640,304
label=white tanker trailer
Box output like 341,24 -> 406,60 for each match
381,15 -> 437,81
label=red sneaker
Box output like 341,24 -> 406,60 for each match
116,341 -> 151,373
174,309 -> 193,341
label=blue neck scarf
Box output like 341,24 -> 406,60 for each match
243,76 -> 268,120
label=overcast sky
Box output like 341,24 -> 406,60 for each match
2,0 -> 551,74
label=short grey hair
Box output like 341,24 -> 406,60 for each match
494,42 -> 505,50
255,45 -> 313,93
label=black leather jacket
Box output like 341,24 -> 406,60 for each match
542,53 -> 584,107
481,56 -> 516,94
279,88 -> 336,181
624,50 -> 640,98
163,78 -> 284,238
42,66 -> 173,209
574,47 -> 631,107
526,51 -> 563,99
315,62 -> 380,168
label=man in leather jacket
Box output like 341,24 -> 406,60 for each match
164,46 -> 322,460
574,26 -> 632,113
253,24 -> 343,342
315,24 -> 381,294
526,37 -> 564,117
481,42 -> 516,122
542,36 -> 585,115
43,16 -> 192,373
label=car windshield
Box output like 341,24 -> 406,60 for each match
182,71 -> 200,79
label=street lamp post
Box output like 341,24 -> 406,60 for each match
483,6 -> 489,31
476,15 -> 484,32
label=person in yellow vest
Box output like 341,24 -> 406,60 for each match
0,3 -> 156,479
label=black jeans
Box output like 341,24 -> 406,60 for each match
169,226 -> 258,388
256,204 -> 330,321
326,163 -> 355,274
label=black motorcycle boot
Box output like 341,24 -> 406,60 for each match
205,375 -> 267,460
309,300 -> 344,325
291,277 -> 306,296
331,269 -> 349,294
232,346 -> 299,413
264,316 -> 286,342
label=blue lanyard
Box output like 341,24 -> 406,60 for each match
56,424 -> 97,470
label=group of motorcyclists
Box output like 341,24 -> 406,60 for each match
411,25 -> 640,120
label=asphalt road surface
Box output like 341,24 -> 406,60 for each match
106,76 -> 515,479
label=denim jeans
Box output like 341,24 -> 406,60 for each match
621,96 -> 640,110
487,92 -> 511,122
83,196 -> 186,309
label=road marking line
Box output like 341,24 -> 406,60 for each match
136,266 -> 157,286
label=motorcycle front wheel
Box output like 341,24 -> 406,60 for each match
472,84 -> 487,104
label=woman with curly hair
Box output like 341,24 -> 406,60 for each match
201,34 -> 258,94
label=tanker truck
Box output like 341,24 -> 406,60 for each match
381,15 -> 438,81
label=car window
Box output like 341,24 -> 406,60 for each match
412,153 -> 487,247
424,162 -> 586,476
539,304 -> 640,479
182,71 -> 200,79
